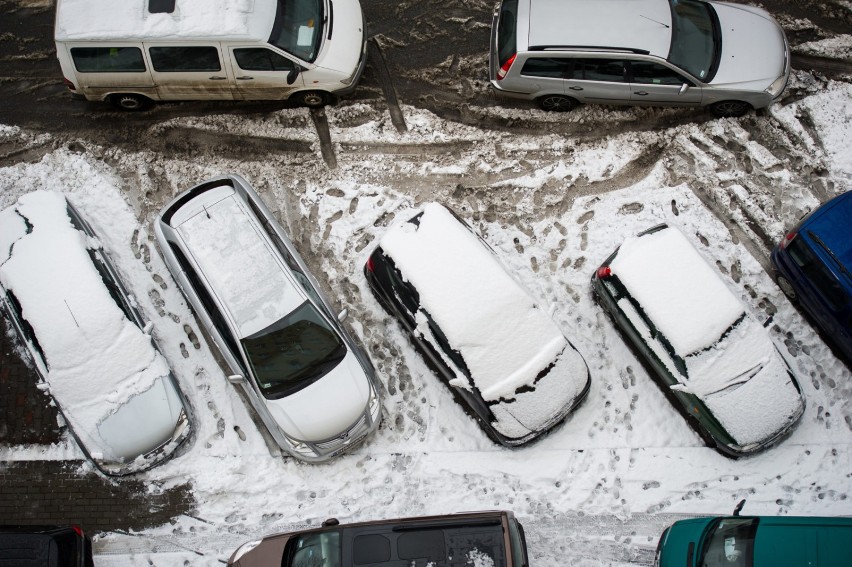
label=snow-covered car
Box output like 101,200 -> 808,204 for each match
0,524 -> 94,567
154,174 -> 382,462
592,224 -> 805,456
0,191 -> 192,476
364,203 -> 591,446
228,510 -> 529,567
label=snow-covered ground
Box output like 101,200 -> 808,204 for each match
1,70 -> 851,566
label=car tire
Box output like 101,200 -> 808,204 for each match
109,93 -> 151,111
776,275 -> 797,301
709,100 -> 751,118
537,95 -> 578,112
298,90 -> 332,108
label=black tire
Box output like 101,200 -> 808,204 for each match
709,100 -> 751,118
109,93 -> 151,111
537,94 -> 578,112
298,90 -> 331,108
776,275 -> 797,301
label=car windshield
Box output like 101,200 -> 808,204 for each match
285,531 -> 341,567
667,0 -> 720,81
241,301 -> 345,399
699,517 -> 757,567
268,0 -> 324,63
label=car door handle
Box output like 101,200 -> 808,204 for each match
236,76 -> 254,80
208,76 -> 228,80
635,91 -> 648,96
568,86 -> 584,91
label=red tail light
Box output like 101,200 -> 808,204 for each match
366,257 -> 374,272
496,54 -> 516,80
71,525 -> 84,537
62,77 -> 76,91
596,266 -> 611,279
779,231 -> 796,249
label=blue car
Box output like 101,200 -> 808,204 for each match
771,191 -> 852,365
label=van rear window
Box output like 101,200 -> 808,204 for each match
70,47 -> 146,73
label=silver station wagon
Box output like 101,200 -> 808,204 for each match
155,175 -> 382,462
490,0 -> 790,116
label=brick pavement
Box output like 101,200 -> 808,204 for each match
1,330 -> 196,532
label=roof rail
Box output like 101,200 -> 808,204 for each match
528,45 -> 651,55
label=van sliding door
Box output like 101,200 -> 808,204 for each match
146,43 -> 235,100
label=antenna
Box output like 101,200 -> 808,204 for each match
64,300 -> 80,328
640,14 -> 670,28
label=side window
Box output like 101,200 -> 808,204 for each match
353,534 -> 391,565
70,47 -> 146,72
169,243 -> 242,362
629,61 -> 689,85
423,309 -> 471,378
576,59 -> 625,82
88,249 -> 135,323
149,46 -> 221,72
5,291 -> 47,366
520,57 -> 571,78
233,48 -> 295,71
383,259 -> 420,316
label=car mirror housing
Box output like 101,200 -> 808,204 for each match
227,374 -> 245,384
322,518 -> 340,527
337,308 -> 348,323
142,321 -> 154,335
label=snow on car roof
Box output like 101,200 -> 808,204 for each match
610,225 -> 744,357
0,191 -> 169,459
379,203 -> 568,403
174,187 -> 303,338
54,0 -> 276,42
525,0 -> 671,57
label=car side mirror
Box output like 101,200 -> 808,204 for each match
337,308 -> 348,323
227,374 -> 245,384
36,382 -> 50,392
322,518 -> 339,527
679,83 -> 689,95
142,321 -> 154,335
733,499 -> 746,516
286,67 -> 301,85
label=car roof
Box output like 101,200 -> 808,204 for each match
609,225 -> 744,357
0,191 -> 174,461
522,0 -> 672,57
378,204 -> 568,403
169,183 -> 304,338
800,191 -> 852,272
54,0 -> 277,42
753,516 -> 852,565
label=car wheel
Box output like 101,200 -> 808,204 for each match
776,275 -> 797,301
537,95 -> 578,112
709,100 -> 751,118
110,93 -> 151,111
298,90 -> 331,108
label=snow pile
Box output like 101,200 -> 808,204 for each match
379,204 -> 574,403
0,191 -> 169,460
610,226 -> 744,357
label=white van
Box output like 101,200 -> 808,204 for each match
54,0 -> 367,110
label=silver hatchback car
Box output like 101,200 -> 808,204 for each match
490,0 -> 790,116
155,175 -> 382,462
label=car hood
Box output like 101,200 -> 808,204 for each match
710,2 -> 786,88
315,0 -> 364,74
97,375 -> 186,462
265,350 -> 370,442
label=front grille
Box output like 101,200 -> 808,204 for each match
315,414 -> 368,452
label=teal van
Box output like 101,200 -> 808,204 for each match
655,504 -> 852,567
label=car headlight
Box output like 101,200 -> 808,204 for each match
232,539 -> 262,562
765,74 -> 787,98
289,439 -> 319,458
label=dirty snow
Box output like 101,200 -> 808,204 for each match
1,65 -> 851,567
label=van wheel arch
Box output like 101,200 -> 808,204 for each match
109,93 -> 152,111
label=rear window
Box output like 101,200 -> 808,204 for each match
496,0 -> 518,67
70,47 -> 145,73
